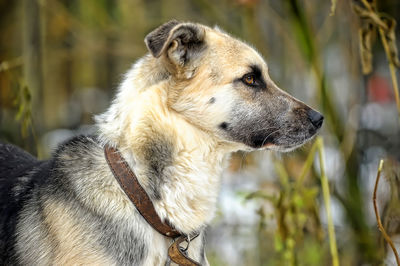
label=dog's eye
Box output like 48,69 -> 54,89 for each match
242,74 -> 257,86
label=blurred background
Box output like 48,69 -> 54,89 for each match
1,0 -> 400,265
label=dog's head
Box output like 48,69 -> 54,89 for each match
145,20 -> 323,152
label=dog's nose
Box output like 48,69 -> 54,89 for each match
307,109 -> 324,129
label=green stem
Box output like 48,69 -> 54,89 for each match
317,137 -> 339,266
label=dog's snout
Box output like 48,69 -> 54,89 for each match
307,109 -> 324,129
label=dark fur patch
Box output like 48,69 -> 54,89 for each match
141,135 -> 175,201
0,142 -> 39,179
208,97 -> 216,104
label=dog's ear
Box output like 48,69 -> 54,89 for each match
145,20 -> 206,66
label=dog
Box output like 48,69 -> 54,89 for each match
0,20 -> 323,265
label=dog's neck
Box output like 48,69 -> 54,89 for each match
122,110 -> 228,234
97,57 -> 231,234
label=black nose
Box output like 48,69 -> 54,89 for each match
307,109 -> 324,129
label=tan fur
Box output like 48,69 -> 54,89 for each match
42,200 -> 114,266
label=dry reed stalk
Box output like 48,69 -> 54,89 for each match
372,159 -> 400,266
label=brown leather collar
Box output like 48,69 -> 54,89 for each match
104,145 -> 181,238
104,145 -> 201,266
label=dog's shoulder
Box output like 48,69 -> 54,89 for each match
49,134 -> 107,195
52,134 -> 104,170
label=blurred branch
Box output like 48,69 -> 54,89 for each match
14,82 -> 33,138
245,190 -> 276,203
330,0 -> 337,16
0,57 -> 23,72
11,78 -> 40,157
373,159 -> 400,266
